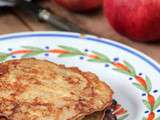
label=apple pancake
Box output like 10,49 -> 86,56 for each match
0,58 -> 113,120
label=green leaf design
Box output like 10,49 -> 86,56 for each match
118,114 -> 129,120
91,51 -> 112,63
22,51 -> 46,58
132,83 -> 146,92
0,54 -> 11,62
21,46 -> 47,58
155,117 -> 160,120
22,46 -> 46,51
123,60 -> 136,76
142,117 -> 147,120
0,52 -> 7,55
143,100 -> 152,111
88,59 -> 110,63
153,95 -> 160,110
113,68 -> 131,76
58,45 -> 83,54
145,76 -> 152,93
58,54 -> 79,58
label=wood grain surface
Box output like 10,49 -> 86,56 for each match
0,2 -> 159,64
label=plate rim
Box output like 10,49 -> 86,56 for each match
0,31 -> 159,73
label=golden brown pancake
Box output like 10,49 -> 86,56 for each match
0,58 -> 113,120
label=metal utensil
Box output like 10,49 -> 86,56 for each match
0,0 -> 16,6
16,0 -> 89,33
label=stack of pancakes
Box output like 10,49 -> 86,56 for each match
0,58 -> 113,120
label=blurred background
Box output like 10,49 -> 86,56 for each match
0,0 -> 159,63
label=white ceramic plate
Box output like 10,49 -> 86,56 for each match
0,32 -> 159,120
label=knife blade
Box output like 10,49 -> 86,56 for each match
0,0 -> 16,7
16,0 -> 89,33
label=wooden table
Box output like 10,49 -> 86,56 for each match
0,2 -> 160,64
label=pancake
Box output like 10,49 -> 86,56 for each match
83,100 -> 118,120
83,110 -> 105,120
0,58 -> 113,120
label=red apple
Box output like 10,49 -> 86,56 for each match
54,0 -> 103,12
104,0 -> 160,42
